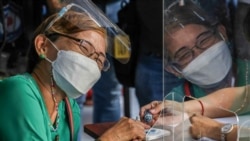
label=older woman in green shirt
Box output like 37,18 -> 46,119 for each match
0,2 -> 149,141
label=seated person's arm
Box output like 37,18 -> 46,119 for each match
185,85 -> 249,118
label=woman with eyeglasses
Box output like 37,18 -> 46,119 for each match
140,0 -> 250,141
0,3 -> 150,141
163,0 -> 234,101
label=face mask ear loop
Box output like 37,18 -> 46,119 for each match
47,39 -> 60,51
219,32 -> 226,41
44,57 -> 53,64
44,39 -> 60,63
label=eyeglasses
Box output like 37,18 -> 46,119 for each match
170,29 -> 220,71
48,32 -> 110,71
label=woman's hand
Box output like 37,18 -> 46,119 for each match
140,101 -> 163,126
140,100 -> 183,126
189,114 -> 223,140
99,117 -> 150,141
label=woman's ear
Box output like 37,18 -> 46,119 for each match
34,34 -> 48,56
217,25 -> 228,41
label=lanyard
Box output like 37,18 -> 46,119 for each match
184,80 -> 192,97
64,97 -> 74,141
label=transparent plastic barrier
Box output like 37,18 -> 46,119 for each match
145,92 -> 242,141
183,96 -> 239,141
145,92 -> 187,141
237,115 -> 250,140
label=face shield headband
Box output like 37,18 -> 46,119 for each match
164,0 -> 218,35
44,0 -> 131,64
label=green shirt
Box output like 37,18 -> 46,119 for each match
165,84 -> 206,102
0,73 -> 80,141
236,58 -> 250,86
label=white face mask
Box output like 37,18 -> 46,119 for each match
46,42 -> 101,98
181,41 -> 232,88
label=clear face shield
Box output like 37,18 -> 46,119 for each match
44,0 -> 131,65
164,0 -> 218,71
164,0 -> 232,89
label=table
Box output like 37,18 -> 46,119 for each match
84,115 -> 250,140
84,122 -> 116,139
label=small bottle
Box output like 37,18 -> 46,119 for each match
144,110 -> 153,123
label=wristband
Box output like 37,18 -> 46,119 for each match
198,100 -> 204,116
